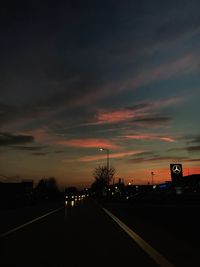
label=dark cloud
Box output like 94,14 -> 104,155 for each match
0,103 -> 18,126
187,146 -> 200,152
126,103 -> 150,111
32,150 -> 65,156
148,156 -> 187,162
30,150 -> 66,156
128,155 -> 188,164
186,158 -> 200,162
167,147 -> 184,152
132,116 -> 171,126
0,132 -> 34,146
0,102 -> 49,128
53,150 -> 65,154
168,144 -> 200,153
32,152 -> 47,156
10,145 -> 46,151
168,134 -> 200,153
183,134 -> 200,142
115,151 -> 157,163
132,151 -> 156,157
154,13 -> 200,46
190,136 -> 200,144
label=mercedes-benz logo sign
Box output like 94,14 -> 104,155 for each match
172,164 -> 181,174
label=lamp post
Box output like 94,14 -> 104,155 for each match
99,148 -> 110,170
100,148 -> 110,187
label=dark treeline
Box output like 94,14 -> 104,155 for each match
0,177 -> 62,209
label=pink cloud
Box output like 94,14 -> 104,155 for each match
125,135 -> 153,140
85,110 -> 141,125
85,95 -> 183,126
57,138 -> 119,149
159,137 -> 175,143
124,134 -> 176,142
78,150 -> 144,162
97,110 -> 136,124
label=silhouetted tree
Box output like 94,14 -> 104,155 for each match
36,179 -> 48,194
92,166 -> 115,195
48,177 -> 59,195
35,177 -> 60,200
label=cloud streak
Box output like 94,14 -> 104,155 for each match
128,156 -> 188,164
124,134 -> 175,143
95,110 -> 136,124
0,132 -> 34,146
56,138 -> 119,150
76,150 -> 144,162
187,146 -> 200,152
86,97 -> 179,127
10,145 -> 46,151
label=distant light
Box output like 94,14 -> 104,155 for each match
99,148 -> 104,151
153,185 -> 157,189
65,196 -> 68,199
158,184 -> 168,189
175,187 -> 183,195
128,182 -> 131,185
115,186 -> 118,189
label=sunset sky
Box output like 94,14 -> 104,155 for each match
0,0 -> 200,189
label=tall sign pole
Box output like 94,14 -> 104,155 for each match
170,163 -> 183,187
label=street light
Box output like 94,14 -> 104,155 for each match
99,148 -> 110,170
99,148 -> 111,186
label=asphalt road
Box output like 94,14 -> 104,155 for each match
0,198 -> 199,267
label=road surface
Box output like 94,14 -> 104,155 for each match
0,198 -> 199,266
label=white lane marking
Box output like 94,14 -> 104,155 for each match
0,207 -> 63,238
103,208 -> 175,267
